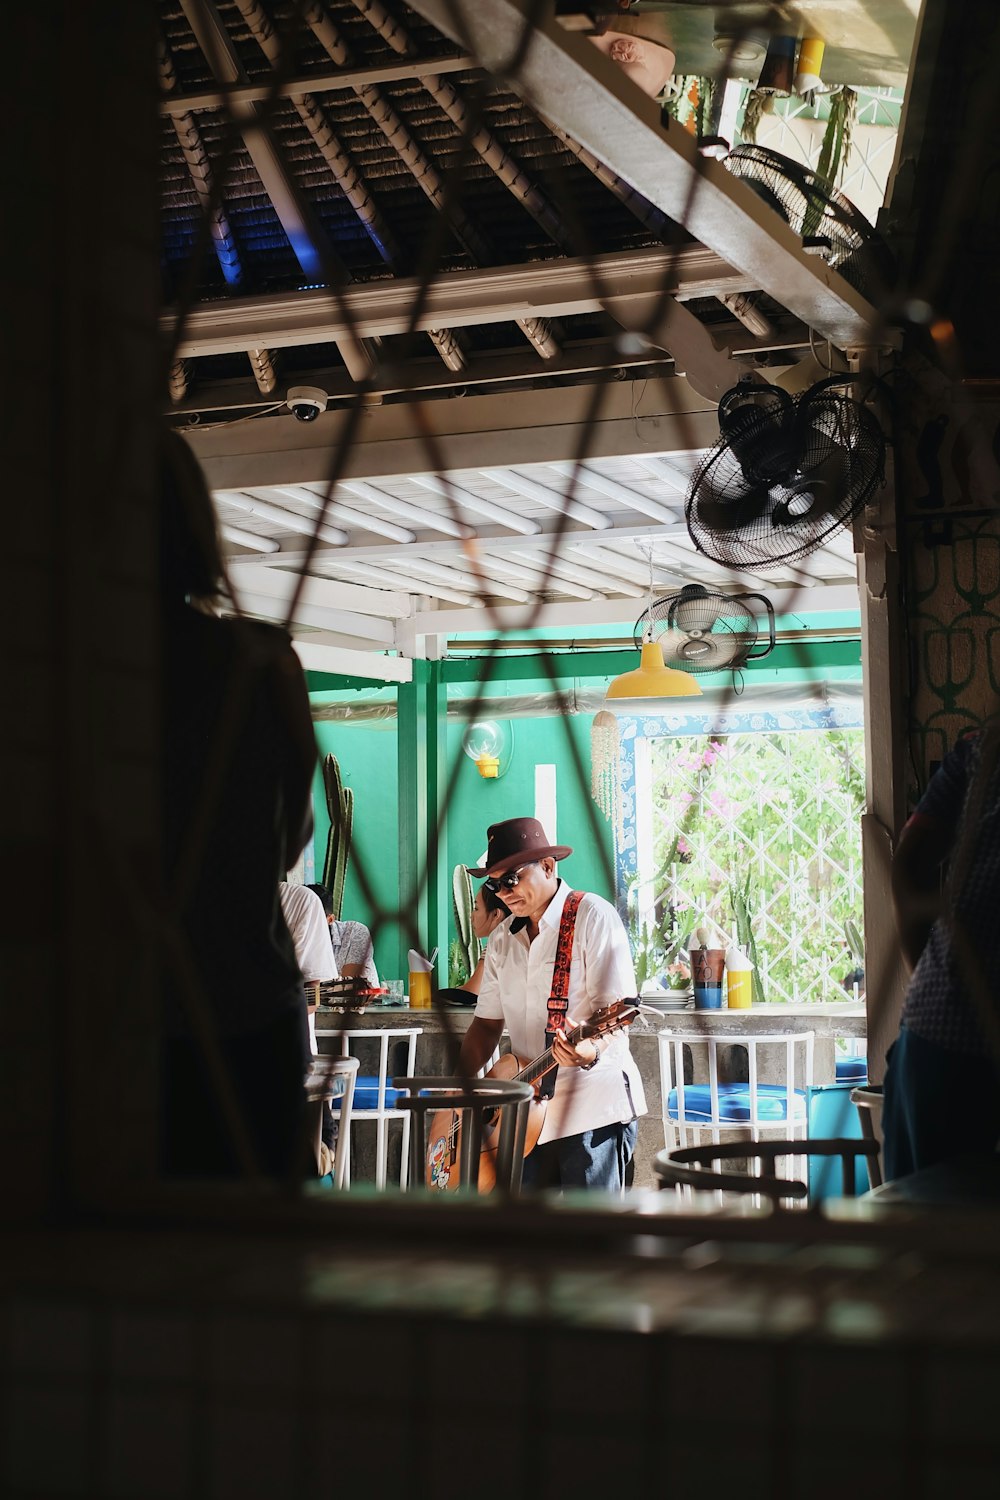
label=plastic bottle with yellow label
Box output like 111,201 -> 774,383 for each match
725,945 -> 754,1009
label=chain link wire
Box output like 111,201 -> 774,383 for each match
158,0 -> 934,1185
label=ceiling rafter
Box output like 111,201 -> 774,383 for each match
267,484 -> 416,544
178,0 -> 373,381
546,461 -> 682,526
159,53 -> 475,115
323,557 -> 473,607
406,0 -> 892,350
409,474 -> 541,536
160,22 -> 274,398
232,0 -> 463,374
163,339 -> 671,416
229,561 -> 411,620
159,28 -> 244,288
337,480 -> 474,539
509,545 -> 643,598
301,0 -> 555,365
351,0 -> 576,270
219,518 -> 706,570
310,0 -> 563,361
471,550 -> 596,601
216,488 -> 349,546
480,466 -> 611,531
166,246 -> 753,356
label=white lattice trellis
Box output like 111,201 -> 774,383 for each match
738,86 -> 903,222
640,729 -> 866,1005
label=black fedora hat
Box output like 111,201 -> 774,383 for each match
467,818 -> 572,878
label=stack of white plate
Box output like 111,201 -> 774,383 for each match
640,989 -> 693,1011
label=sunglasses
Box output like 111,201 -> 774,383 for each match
484,861 -> 538,893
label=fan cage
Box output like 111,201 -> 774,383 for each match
634,591 -> 761,675
724,143 -> 895,302
685,383 -> 885,571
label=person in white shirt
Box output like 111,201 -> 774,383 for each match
278,882 -> 336,1053
457,818 -> 645,1192
305,884 -> 379,987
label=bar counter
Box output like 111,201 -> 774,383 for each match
316,1001 -> 867,1188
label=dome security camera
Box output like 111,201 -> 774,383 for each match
285,386 -> 329,422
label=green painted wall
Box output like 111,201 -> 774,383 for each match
310,710 -> 616,982
443,715 -> 616,901
312,722 -> 400,982
308,628 -> 861,980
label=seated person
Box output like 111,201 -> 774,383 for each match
278,882 -> 336,1050
306,883 -> 378,986
438,884 -> 510,1004
885,726 -> 1000,1177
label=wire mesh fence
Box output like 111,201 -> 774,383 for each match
153,0 -> 1000,1190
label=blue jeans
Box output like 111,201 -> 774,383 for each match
521,1118 -> 638,1192
883,1025 -> 1000,1179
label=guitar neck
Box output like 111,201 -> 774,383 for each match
516,1020 -> 592,1088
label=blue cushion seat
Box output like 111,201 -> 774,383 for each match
667,1082 -> 807,1124
835,1055 -> 868,1084
331,1076 -> 407,1111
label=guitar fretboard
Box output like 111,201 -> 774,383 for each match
516,1021 -> 592,1087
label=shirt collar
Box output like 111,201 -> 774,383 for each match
508,877 -> 568,935
538,877 -> 569,929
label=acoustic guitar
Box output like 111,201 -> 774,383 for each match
425,999 -> 640,1192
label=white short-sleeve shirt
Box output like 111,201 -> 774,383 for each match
279,883 -> 336,1054
475,880 -> 646,1143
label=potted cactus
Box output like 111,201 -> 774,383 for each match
451,864 -> 478,986
321,751 -> 354,920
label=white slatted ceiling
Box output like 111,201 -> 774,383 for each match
214,450 -> 858,610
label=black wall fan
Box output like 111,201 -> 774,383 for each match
724,143 -> 895,302
685,378 -> 885,571
633,584 -> 776,676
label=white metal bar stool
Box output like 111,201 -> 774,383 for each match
393,1075 -> 534,1194
304,1055 -> 358,1189
659,1031 -> 815,1151
327,1027 -> 422,1189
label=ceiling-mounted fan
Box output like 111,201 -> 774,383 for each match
685,377 -> 885,571
724,143 -> 896,303
633,583 -> 776,676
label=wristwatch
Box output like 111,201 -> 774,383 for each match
580,1036 -> 601,1071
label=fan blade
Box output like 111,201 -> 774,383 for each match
668,585 -> 723,637
695,480 -> 773,535
771,444 -> 851,528
663,632 -> 744,673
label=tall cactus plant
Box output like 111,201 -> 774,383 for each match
452,863 -> 478,985
730,871 -> 765,1007
321,752 -> 354,921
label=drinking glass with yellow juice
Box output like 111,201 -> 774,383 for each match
408,970 -> 433,1009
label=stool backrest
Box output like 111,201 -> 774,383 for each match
659,1030 -> 815,1150
304,1055 -> 358,1185
655,1137 -> 880,1206
329,1027 -> 423,1110
392,1076 -> 534,1194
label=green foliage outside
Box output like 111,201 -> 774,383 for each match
642,729 -> 866,1005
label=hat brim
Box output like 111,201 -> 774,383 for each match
466,844 -> 573,879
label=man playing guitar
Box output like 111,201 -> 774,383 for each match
456,818 -> 645,1192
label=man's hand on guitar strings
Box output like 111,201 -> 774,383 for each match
552,1027 -> 599,1070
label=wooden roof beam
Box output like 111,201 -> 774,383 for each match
166,247 -> 753,357
406,0 -> 895,350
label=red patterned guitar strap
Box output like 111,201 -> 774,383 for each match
539,890 -> 583,1100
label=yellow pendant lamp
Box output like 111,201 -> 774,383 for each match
605,544 -> 703,704
606,639 -> 702,700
